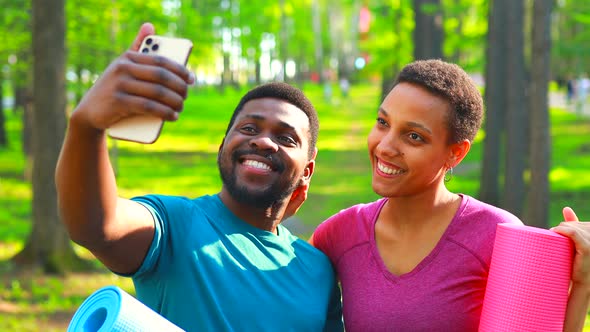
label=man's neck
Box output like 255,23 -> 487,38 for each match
218,190 -> 285,234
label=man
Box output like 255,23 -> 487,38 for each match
55,22 -> 343,331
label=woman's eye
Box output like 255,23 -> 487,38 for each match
376,118 -> 388,126
409,133 -> 423,141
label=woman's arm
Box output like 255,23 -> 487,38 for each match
552,207 -> 590,332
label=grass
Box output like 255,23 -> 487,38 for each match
0,82 -> 589,330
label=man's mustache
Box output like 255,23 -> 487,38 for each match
232,149 -> 284,172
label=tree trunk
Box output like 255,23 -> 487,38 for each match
479,0 -> 507,206
280,0 -> 288,83
14,84 -> 28,114
526,0 -> 553,228
312,0 -> 324,84
255,59 -> 261,85
13,0 -> 84,274
221,53 -> 230,91
449,0 -> 464,64
381,3 -> 403,103
412,0 -> 444,60
75,64 -> 84,105
502,0 -> 527,218
0,77 -> 6,147
22,89 -> 34,180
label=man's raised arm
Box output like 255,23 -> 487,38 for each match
55,23 -> 192,274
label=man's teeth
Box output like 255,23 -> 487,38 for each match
244,160 -> 272,171
378,162 -> 404,175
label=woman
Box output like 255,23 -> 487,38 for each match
310,59 -> 590,331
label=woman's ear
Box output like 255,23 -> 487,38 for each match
447,139 -> 471,168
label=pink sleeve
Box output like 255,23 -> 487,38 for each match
313,200 -> 385,266
313,211 -> 344,264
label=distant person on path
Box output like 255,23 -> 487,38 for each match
339,77 -> 350,98
567,76 -> 576,105
323,81 -> 333,104
576,74 -> 590,115
308,59 -> 590,331
55,22 -> 343,331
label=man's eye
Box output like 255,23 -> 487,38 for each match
279,136 -> 296,145
241,126 -> 256,133
376,118 -> 388,126
278,136 -> 297,145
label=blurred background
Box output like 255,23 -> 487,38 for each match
1,0 -> 590,330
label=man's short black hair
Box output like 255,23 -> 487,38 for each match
394,59 -> 483,143
225,82 -> 319,159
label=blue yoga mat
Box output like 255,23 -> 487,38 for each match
68,285 -> 184,332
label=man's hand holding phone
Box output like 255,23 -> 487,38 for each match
71,23 -> 193,143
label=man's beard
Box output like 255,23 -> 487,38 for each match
218,149 -> 300,209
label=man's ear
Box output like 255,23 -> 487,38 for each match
218,138 -> 225,153
303,147 -> 318,181
447,139 -> 471,168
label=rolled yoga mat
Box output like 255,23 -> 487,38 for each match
479,223 -> 574,332
68,285 -> 184,332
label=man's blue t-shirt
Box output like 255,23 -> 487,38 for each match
130,194 -> 343,332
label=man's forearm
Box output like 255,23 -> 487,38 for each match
55,111 -> 118,248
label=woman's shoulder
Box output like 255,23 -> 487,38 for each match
320,198 -> 387,229
459,194 -> 523,226
313,198 -> 386,255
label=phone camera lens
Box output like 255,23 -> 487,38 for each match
145,38 -> 153,45
141,48 -> 149,53
151,44 -> 159,51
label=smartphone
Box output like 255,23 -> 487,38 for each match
107,35 -> 193,144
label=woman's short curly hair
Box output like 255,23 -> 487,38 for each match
225,82 -> 319,159
393,59 -> 483,143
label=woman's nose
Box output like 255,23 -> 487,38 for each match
377,134 -> 403,157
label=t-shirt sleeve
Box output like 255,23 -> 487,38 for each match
324,280 -> 344,332
313,212 -> 344,265
313,202 -> 375,266
130,195 -> 172,278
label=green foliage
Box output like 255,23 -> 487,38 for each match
360,0 -> 415,77
442,0 -> 488,72
1,0 -> 590,327
552,0 -> 590,77
1,83 -> 590,329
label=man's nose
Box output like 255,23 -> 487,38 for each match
249,135 -> 279,153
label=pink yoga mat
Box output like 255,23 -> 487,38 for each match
479,223 -> 574,331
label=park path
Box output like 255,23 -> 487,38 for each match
550,91 -> 590,116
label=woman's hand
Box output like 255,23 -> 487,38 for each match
552,207 -> 590,288
554,208 -> 590,332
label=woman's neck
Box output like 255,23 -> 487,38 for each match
380,186 -> 460,231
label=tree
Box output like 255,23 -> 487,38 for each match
501,0 -> 527,217
369,0 -> 414,101
442,0 -> 487,72
480,0 -> 528,218
526,0 -> 553,227
0,74 -> 5,146
413,0 -> 443,60
479,0 -> 507,206
551,1 -> 590,80
13,0 -> 82,273
0,0 -> 32,152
